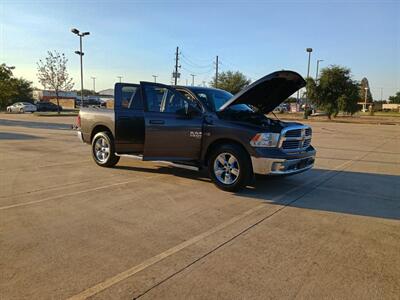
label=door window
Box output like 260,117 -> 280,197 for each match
144,86 -> 189,113
121,86 -> 143,110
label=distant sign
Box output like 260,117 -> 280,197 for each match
172,72 -> 181,79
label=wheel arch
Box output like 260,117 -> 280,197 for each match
90,124 -> 114,142
203,138 -> 251,167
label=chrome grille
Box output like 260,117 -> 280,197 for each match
280,126 -> 312,152
285,129 -> 301,137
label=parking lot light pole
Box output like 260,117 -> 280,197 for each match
304,48 -> 313,119
71,28 -> 90,108
315,59 -> 323,81
364,87 -> 368,111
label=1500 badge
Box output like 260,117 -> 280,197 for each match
189,131 -> 202,139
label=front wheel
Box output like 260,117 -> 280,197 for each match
208,144 -> 252,192
91,132 -> 120,167
19,108 -> 24,113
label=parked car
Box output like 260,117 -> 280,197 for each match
77,70 -> 316,191
75,98 -> 102,108
35,101 -> 63,112
6,102 -> 37,113
273,104 -> 288,113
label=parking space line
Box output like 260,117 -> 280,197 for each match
0,175 -> 163,211
67,158 -> 359,300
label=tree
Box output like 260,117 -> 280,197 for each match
359,77 -> 373,102
388,91 -> 400,104
0,64 -> 33,110
210,71 -> 251,94
307,65 -> 360,118
37,51 -> 74,114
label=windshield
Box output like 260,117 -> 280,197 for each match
192,89 -> 233,111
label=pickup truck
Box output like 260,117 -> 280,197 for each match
77,70 -> 316,191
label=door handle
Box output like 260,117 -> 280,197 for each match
119,116 -> 129,120
149,120 -> 165,125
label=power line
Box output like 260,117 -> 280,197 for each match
180,52 -> 213,67
180,65 -> 214,75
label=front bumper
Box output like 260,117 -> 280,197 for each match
251,155 -> 315,175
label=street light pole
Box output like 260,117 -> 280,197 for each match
91,77 -> 96,93
117,76 -> 123,83
305,48 -> 313,119
190,74 -> 195,86
364,87 -> 368,111
71,28 -> 90,108
152,75 -> 158,83
315,59 -> 323,81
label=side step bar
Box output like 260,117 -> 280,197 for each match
115,153 -> 200,171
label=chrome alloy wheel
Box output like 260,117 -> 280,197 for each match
213,152 -> 240,185
94,137 -> 110,163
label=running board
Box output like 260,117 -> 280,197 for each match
115,153 -> 200,172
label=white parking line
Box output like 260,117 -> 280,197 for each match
67,158 -> 358,300
0,175 -> 163,211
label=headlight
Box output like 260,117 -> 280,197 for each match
250,133 -> 280,148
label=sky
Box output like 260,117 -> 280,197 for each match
1,0 -> 399,99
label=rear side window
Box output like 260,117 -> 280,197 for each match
121,86 -> 143,110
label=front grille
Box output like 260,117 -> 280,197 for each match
280,126 -> 312,152
285,129 -> 301,137
282,140 -> 302,149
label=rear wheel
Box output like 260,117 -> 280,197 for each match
91,132 -> 120,167
208,144 -> 252,192
7,108 -> 11,113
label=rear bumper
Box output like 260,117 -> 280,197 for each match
251,155 -> 315,175
77,131 -> 84,143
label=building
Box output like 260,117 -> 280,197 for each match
32,90 -> 78,101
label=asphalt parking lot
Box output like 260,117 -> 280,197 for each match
1,113 -> 399,299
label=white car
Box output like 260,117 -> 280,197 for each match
6,102 -> 37,113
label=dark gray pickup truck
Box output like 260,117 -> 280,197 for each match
77,70 -> 315,191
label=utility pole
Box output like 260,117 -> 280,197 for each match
152,75 -> 158,83
215,55 -> 219,88
185,79 -> 188,85
91,77 -> 96,93
304,48 -> 313,119
380,87 -> 383,102
364,87 -> 368,111
190,74 -> 196,86
117,76 -> 123,83
174,46 -> 180,85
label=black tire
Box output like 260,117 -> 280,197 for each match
19,108 -> 24,113
208,144 -> 252,192
91,131 -> 120,167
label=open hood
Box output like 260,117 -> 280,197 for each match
219,70 -> 306,114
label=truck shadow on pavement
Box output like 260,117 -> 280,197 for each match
0,132 -> 44,140
115,165 -> 399,220
243,169 -> 400,221
0,119 -> 71,130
